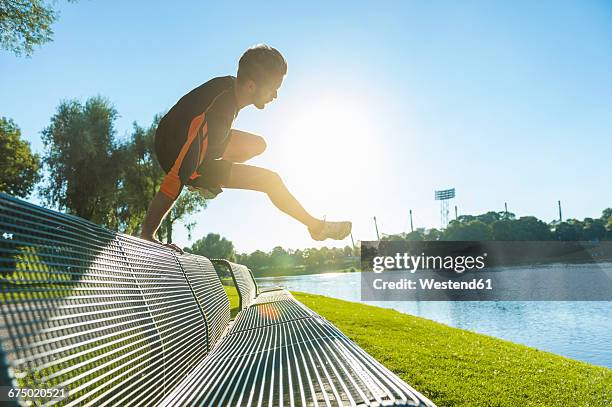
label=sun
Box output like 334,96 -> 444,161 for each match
275,94 -> 383,213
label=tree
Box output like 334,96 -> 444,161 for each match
423,228 -> 442,241
0,117 -> 40,197
0,0 -> 77,57
475,211 -> 501,225
303,247 -> 324,269
381,233 -> 406,241
443,220 -> 492,240
245,250 -> 269,271
456,214 -> 476,224
40,97 -> 124,227
291,249 -> 305,266
554,220 -> 582,241
187,233 -> 235,260
602,208 -> 612,227
581,219 -> 606,241
269,246 -> 289,267
405,230 -> 424,241
492,216 -> 553,241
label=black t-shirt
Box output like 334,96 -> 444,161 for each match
156,76 -> 238,200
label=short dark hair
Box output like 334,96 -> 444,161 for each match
237,44 -> 287,86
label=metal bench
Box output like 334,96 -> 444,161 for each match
0,193 -> 435,406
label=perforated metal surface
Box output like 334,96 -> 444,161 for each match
117,235 -> 208,404
191,259 -> 435,406
0,194 -> 207,406
259,285 -> 286,293
231,297 -> 317,334
161,317 -> 434,407
253,289 -> 295,305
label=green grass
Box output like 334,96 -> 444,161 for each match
293,291 -> 612,407
223,285 -> 241,318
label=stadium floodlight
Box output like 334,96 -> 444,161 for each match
434,188 -> 456,229
435,188 -> 455,201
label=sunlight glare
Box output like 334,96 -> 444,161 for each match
278,95 -> 383,210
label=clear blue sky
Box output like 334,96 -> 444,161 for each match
1,1 -> 611,253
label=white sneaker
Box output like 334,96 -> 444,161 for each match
309,220 -> 352,241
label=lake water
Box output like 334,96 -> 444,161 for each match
257,270 -> 612,369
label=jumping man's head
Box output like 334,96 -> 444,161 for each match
236,44 -> 287,110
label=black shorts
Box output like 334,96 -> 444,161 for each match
155,136 -> 233,191
189,159 -> 233,190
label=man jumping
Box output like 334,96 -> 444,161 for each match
140,44 -> 352,249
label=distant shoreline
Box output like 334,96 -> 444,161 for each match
253,266 -> 359,278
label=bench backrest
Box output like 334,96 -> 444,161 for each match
0,193 -> 230,405
211,259 -> 258,309
173,254 -> 230,348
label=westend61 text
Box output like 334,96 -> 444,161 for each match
372,252 -> 487,273
373,278 -> 493,291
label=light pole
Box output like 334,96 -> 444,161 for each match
409,210 -> 414,232
373,216 -> 380,241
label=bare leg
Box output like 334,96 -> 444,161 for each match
221,163 -> 322,230
222,130 -> 267,163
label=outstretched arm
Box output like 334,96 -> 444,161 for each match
140,190 -> 174,242
139,190 -> 183,252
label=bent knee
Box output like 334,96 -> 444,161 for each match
253,136 -> 267,156
261,169 -> 284,192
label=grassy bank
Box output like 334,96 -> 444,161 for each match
292,292 -> 611,407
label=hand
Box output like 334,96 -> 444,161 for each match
140,234 -> 184,254
164,242 -> 184,254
